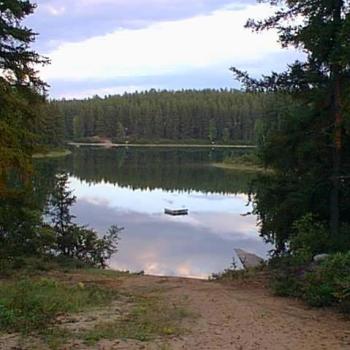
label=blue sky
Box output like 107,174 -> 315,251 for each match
27,0 -> 301,99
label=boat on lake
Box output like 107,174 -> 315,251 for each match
164,208 -> 189,216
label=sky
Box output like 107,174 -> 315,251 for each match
26,0 -> 301,99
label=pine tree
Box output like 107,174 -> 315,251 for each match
232,0 -> 350,249
47,173 -> 122,267
47,173 -> 76,256
0,0 -> 49,195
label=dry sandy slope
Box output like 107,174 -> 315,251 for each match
115,275 -> 350,350
1,273 -> 349,350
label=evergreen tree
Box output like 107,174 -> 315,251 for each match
47,173 -> 76,256
222,128 -> 230,144
208,119 -> 217,143
47,173 -> 122,267
232,0 -> 350,251
54,89 -> 268,145
116,121 -> 126,141
0,0 -> 49,195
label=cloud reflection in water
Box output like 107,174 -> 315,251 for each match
69,177 -> 271,278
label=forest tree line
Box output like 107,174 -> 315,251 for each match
48,89 -> 276,145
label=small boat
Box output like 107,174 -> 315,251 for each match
164,208 -> 188,216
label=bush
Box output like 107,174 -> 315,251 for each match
290,214 -> 350,256
290,214 -> 330,256
270,251 -> 350,313
304,252 -> 350,311
269,254 -> 308,297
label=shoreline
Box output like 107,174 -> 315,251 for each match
32,149 -> 72,159
211,161 -> 271,172
68,142 -> 256,149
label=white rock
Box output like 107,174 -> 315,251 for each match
313,254 -> 330,262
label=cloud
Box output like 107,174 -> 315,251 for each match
72,198 -> 271,278
48,49 -> 302,98
41,4 -> 288,83
43,4 -> 66,16
29,0 -> 256,48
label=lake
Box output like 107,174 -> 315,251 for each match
36,147 -> 270,278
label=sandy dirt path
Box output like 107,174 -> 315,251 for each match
116,275 -> 350,350
1,273 -> 349,350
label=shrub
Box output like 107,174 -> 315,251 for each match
270,251 -> 350,313
269,254 -> 308,297
290,214 -> 330,256
303,252 -> 350,311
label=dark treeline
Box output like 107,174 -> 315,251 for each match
54,89 -> 272,144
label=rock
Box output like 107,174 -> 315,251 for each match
313,254 -> 330,263
234,249 -> 264,269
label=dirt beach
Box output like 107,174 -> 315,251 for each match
1,272 -> 349,350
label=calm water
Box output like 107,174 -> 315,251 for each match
37,147 -> 270,278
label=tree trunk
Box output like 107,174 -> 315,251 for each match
330,1 -> 343,236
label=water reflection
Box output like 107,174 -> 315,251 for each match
69,186 -> 269,277
36,147 -> 271,278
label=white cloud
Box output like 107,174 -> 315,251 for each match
42,3 -> 287,82
43,4 -> 66,16
55,84 -> 158,99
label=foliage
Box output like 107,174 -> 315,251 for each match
0,189 -> 54,259
47,172 -> 122,268
233,0 -> 350,254
54,89 -> 271,144
270,252 -> 350,313
269,254 -> 309,298
0,0 -> 49,196
223,151 -> 260,166
210,257 -> 267,284
304,252 -> 350,310
290,214 -> 331,257
0,277 -> 117,333
0,0 -> 59,263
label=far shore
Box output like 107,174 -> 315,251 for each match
211,162 -> 271,173
68,142 -> 256,149
32,149 -> 72,159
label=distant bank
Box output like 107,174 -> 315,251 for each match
67,142 -> 256,149
32,149 -> 72,159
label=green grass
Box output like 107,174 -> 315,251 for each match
211,162 -> 268,172
82,295 -> 191,344
32,149 -> 71,159
212,152 -> 272,172
211,265 -> 267,282
0,277 -> 117,334
0,255 -> 99,278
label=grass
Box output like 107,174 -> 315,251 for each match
211,162 -> 269,172
212,152 -> 272,173
210,260 -> 269,288
0,277 -> 117,334
82,294 -> 191,344
0,260 -> 192,348
32,149 -> 71,159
